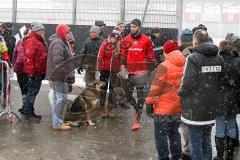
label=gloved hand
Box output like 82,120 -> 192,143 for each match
146,104 -> 154,118
77,67 -> 83,74
120,65 -> 129,79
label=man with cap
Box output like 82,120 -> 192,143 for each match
0,22 -> 16,62
95,20 -> 106,39
120,18 -> 155,130
78,25 -> 103,86
146,39 -> 185,160
23,22 -> 47,123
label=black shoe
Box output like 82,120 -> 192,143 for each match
23,116 -> 41,123
182,153 -> 191,160
225,136 -> 235,160
233,138 -> 239,148
213,137 -> 225,160
18,108 -> 24,114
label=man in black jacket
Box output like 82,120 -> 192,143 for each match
79,26 -> 103,86
178,30 -> 224,160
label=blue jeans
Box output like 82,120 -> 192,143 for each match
216,115 -> 237,139
23,76 -> 43,117
188,124 -> 213,160
50,82 -> 68,127
154,115 -> 182,160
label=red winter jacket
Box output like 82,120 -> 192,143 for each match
98,40 -> 121,72
23,32 -> 47,76
121,34 -> 155,74
12,39 -> 24,73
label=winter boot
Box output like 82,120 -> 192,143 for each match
107,107 -> 114,118
131,113 -> 140,130
213,137 -> 225,160
225,136 -> 234,160
98,107 -> 107,118
182,153 -> 191,160
233,124 -> 239,148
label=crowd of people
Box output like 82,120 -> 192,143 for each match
0,19 -> 240,160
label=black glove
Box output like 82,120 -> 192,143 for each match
146,104 -> 154,118
77,68 -> 83,74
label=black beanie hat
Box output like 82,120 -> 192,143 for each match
131,19 -> 141,27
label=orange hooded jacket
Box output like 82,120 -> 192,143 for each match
145,50 -> 185,115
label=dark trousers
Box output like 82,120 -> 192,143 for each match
23,76 -> 43,117
154,115 -> 182,160
99,70 -> 117,108
17,73 -> 28,108
123,74 -> 146,121
188,124 -> 213,160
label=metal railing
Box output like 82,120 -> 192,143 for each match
0,0 -> 180,29
0,60 -> 20,122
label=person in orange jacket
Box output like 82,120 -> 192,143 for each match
145,40 -> 185,160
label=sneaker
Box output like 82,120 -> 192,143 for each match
18,108 -> 24,114
108,111 -> 114,118
23,116 -> 41,123
131,122 -> 140,130
52,124 -> 71,131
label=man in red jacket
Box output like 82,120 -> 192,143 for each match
23,22 -> 47,123
121,19 -> 155,130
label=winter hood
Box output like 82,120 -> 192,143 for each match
191,42 -> 218,57
56,24 -> 70,40
165,50 -> 185,67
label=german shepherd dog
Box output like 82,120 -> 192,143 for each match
68,81 -> 105,126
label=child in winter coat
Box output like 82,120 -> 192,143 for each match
97,32 -> 122,118
145,40 -> 185,160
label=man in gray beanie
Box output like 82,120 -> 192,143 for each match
31,22 -> 45,32
22,22 -> 47,123
78,25 -> 103,87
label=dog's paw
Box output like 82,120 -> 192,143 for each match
88,121 -> 95,126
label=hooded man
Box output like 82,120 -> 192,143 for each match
46,24 -> 75,131
178,30 -> 224,160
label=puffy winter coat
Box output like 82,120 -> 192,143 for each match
46,34 -> 74,82
12,39 -> 24,73
81,37 -> 103,69
218,52 -> 240,116
82,37 -> 103,56
23,32 -> 47,76
145,50 -> 185,115
98,39 -> 121,72
178,42 -> 224,125
121,34 -> 155,74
